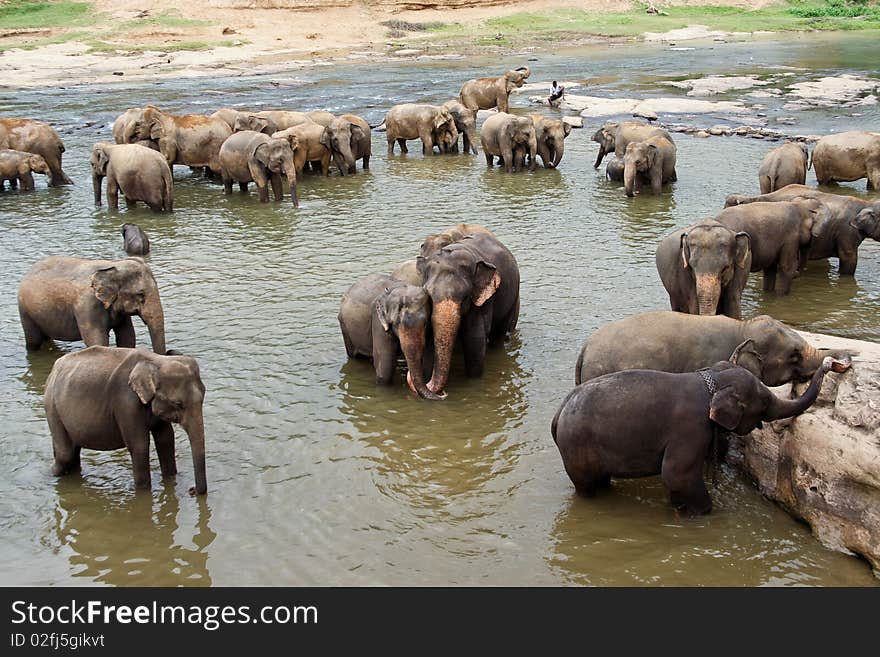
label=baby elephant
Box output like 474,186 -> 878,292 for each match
91,142 -> 173,212
552,349 -> 850,515
338,273 -> 443,401
44,346 -> 207,495
0,149 -> 51,191
121,223 -> 150,256
219,130 -> 299,206
605,156 -> 624,182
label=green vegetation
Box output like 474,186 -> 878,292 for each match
0,1 -> 93,29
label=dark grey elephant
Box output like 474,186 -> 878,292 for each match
218,130 -> 298,205
122,223 -> 150,256
321,114 -> 371,174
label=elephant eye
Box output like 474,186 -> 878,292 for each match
790,351 -> 802,363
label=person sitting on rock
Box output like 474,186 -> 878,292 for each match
548,80 -> 565,106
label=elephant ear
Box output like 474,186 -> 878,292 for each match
92,147 -> 110,175
433,112 -> 448,131
709,386 -> 743,431
416,255 -> 428,279
375,289 -> 395,332
128,360 -> 158,405
729,339 -> 764,379
563,122 -> 572,137
679,232 -> 691,269
319,127 -> 332,149
349,122 -> 365,143
252,142 -> 271,166
90,267 -> 122,309
646,144 -> 658,168
472,261 -> 501,307
734,232 -> 751,269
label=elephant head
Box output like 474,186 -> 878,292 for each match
679,220 -> 751,316
797,142 -> 811,169
375,285 -> 443,401
90,259 -> 166,354
253,137 -> 298,207
320,118 -> 365,175
507,117 -> 537,171
707,355 -> 849,435
128,354 -> 207,494
503,66 -> 531,92
417,244 -> 502,396
432,108 -> 459,154
623,140 -> 658,197
25,154 -> 50,176
534,116 -> 571,168
233,114 -> 278,136
90,142 -> 112,206
851,203 -> 880,241
592,123 -> 617,168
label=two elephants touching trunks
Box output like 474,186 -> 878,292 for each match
339,225 -> 520,400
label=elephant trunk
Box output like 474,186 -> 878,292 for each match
695,274 -> 722,316
182,410 -> 207,495
92,173 -> 103,206
765,357 -> 849,421
427,299 -> 461,397
551,142 -> 564,168
284,163 -> 299,207
624,163 -> 637,197
802,345 -> 852,380
469,129 -> 479,155
594,146 -> 607,169
399,326 -> 445,401
140,299 -> 166,355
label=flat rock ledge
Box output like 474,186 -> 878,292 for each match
726,332 -> 880,577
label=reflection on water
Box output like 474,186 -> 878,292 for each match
1,33 -> 879,586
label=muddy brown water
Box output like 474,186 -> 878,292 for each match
1,33 -> 878,585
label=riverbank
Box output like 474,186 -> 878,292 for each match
1,1 -> 879,88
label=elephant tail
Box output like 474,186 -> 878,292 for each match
551,403 -> 562,445
807,150 -> 813,171
164,172 -> 173,212
574,345 -> 585,386
372,121 -> 386,132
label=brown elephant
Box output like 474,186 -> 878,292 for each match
392,224 -> 498,285
384,104 -> 458,156
480,112 -> 537,173
0,118 -> 72,186
133,106 -> 231,174
44,346 -> 207,495
219,130 -> 298,205
458,66 -> 531,113
623,134 -> 677,197
254,110 -> 314,131
273,124 -> 331,177
592,120 -> 673,169
724,184 -> 880,276
209,108 -> 277,135
655,218 -> 751,319
321,114 -> 371,174
530,114 -> 571,169
442,100 -> 479,155
113,108 -> 159,150
810,130 -> 880,190
0,149 -> 50,191
758,142 -> 809,193
91,142 -> 173,212
18,256 -> 166,354
714,199 -> 828,295
306,110 -> 336,127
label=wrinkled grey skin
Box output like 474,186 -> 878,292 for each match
575,310 -> 852,387
758,142 -> 809,193
44,346 -> 207,495
530,114 -> 571,169
91,142 -> 173,212
655,218 -> 752,319
442,100 -> 479,155
18,256 -> 166,354
605,156 -> 624,181
623,135 -> 677,196
724,184 -> 880,276
338,273 -> 442,400
0,118 -> 72,186
391,224 -> 498,286
553,356 -> 846,514
321,114 -> 371,174
458,66 -> 531,113
130,106 -> 232,174
121,223 -> 150,256
592,120 -> 673,169
219,130 -> 298,206
480,112 -> 537,173
384,104 -> 459,156
810,130 -> 880,190
0,149 -> 50,191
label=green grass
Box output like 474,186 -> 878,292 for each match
0,0 -> 93,29
84,39 -> 234,54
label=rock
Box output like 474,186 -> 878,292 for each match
222,27 -> 237,35
694,130 -> 710,138
709,125 -> 731,136
633,108 -> 658,121
775,117 -> 797,125
392,49 -> 422,56
727,332 -> 880,577
112,71 -> 124,76
663,74 -> 771,97
561,116 -> 582,128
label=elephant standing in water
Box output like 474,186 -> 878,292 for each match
623,134 -> 677,196
552,354 -> 850,514
530,114 -> 571,169
113,108 -> 159,150
392,224 -> 497,285
44,347 -> 207,495
322,114 -> 371,174
758,142 -> 809,193
655,218 -> 751,319
122,223 -> 150,256
458,66 -> 531,113
384,104 -> 459,155
219,131 -> 298,205
0,118 -> 72,186
417,231 -> 520,398
18,256 -> 166,354
131,106 -> 232,174
90,142 -> 173,212
575,310 -> 852,386
273,124 -> 331,177
480,113 -> 537,172
725,184 -> 880,276
442,100 -> 479,155
0,149 -> 50,191
810,130 -> 880,190
592,120 -> 673,169
338,273 -> 443,400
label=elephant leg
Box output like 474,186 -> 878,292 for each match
222,173 -> 233,195
387,135 -> 395,155
461,307 -> 492,378
20,311 -> 46,351
125,197 -> 137,209
256,183 -> 270,202
776,244 -> 799,295
362,154 -> 370,170
798,247 -> 809,273
106,174 -> 120,210
320,155 -> 331,176
239,181 -> 248,193
838,248 -> 858,276
114,316 -> 136,348
126,435 -> 152,490
48,412 -> 79,476
270,174 -> 283,201
661,445 -> 712,515
20,171 -> 35,191
501,148 -> 514,173
650,167 -> 663,194
485,152 -> 494,167
152,421 -> 177,478
559,441 -> 605,497
762,265 -> 777,293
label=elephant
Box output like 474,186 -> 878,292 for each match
552,352 -> 850,514
714,199 -> 828,295
210,109 -> 277,135
122,223 -> 150,256
480,112 -> 537,173
0,118 -> 72,186
724,184 -> 880,276
810,130 -> 880,190
384,104 -> 458,156
219,130 -> 298,205
656,218 -> 752,319
306,110 -> 336,127
338,273 -> 443,401
273,124 -> 331,177
254,110 -> 315,131
132,106 -> 231,174
574,310 -> 852,387
458,66 -> 531,114
442,100 -> 479,155
44,346 -> 207,495
592,120 -> 673,169
758,142 -> 809,193
416,231 -> 520,397
0,149 -> 50,191
90,142 -> 173,212
18,256 -> 166,354
391,224 -> 498,286
113,108 -> 159,150
530,114 -> 571,169
623,134 -> 677,197
605,156 -> 624,182
321,114 -> 371,174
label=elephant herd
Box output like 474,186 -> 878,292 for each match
3,65 -> 878,522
